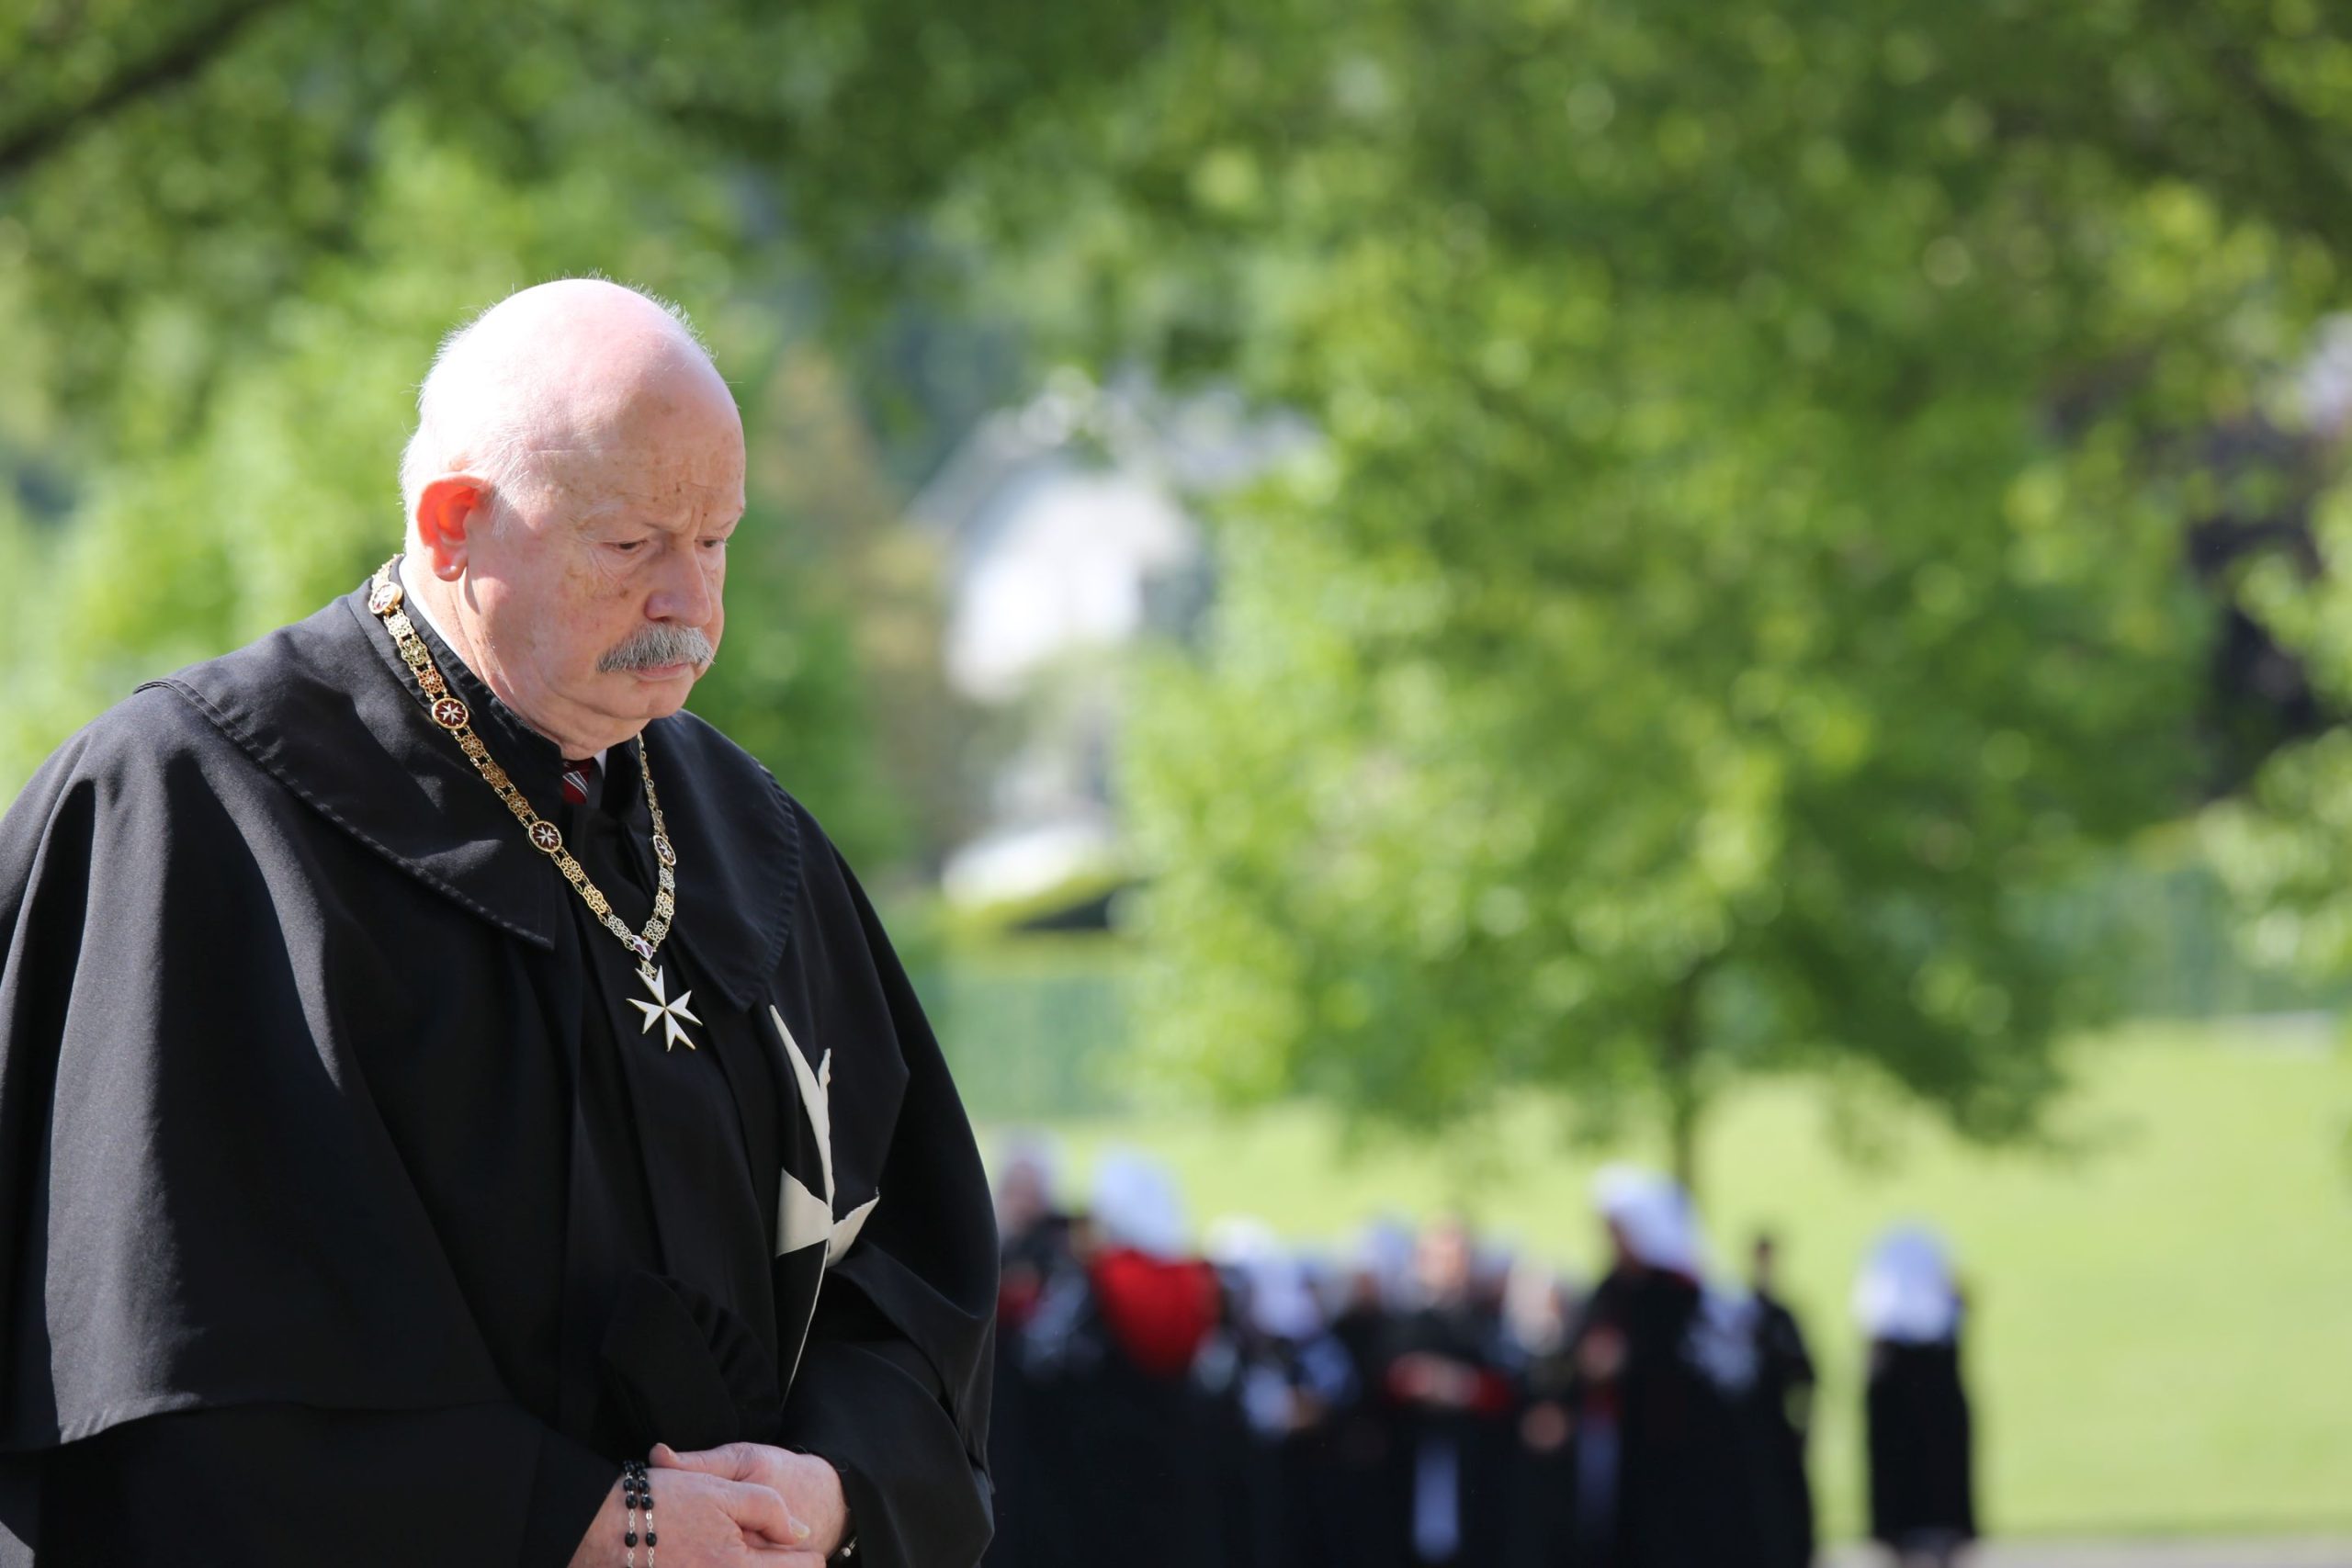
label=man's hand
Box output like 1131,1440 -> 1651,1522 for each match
567,1464 -> 820,1567
651,1441 -> 851,1561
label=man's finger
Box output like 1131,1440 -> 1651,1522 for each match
718,1478 -> 813,1546
649,1439 -> 754,1480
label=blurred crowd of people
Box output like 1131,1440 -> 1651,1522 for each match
984,1147 -> 1977,1568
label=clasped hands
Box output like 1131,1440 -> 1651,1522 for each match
571,1441 -> 849,1566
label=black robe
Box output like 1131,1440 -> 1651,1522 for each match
1564,1268 -> 1766,1568
1864,1338 -> 1974,1548
1015,1248 -> 1222,1568
980,1213 -> 1074,1568
1377,1302 -> 1515,1568
0,581 -> 996,1565
1321,1300 -> 1409,1568
1748,1289 -> 1815,1568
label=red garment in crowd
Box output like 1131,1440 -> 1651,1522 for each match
1087,1247 -> 1221,1379
999,1269 -> 1046,1332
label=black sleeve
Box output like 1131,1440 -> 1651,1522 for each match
17,1402 -> 613,1568
776,1291 -> 992,1568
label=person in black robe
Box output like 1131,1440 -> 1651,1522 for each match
1747,1234 -> 1817,1568
0,280 -> 995,1567
982,1143 -> 1072,1568
1378,1218 -> 1516,1568
1563,1168 -> 1766,1568
1497,1258 -> 1584,1568
1321,1232 -> 1414,1568
1216,1245 -> 1363,1568
1855,1227 -> 1974,1568
1017,1154 -> 1221,1568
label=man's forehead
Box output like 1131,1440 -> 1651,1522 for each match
548,457 -> 745,524
529,434 -> 744,483
526,441 -> 741,467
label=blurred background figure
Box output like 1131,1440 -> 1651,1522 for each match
1208,1223 -> 1364,1568
1321,1221 -> 1420,1568
1382,1216 -> 1517,1568
985,1137 -> 1073,1568
1748,1233 -> 1819,1568
1857,1226 -> 1977,1568
1563,1167 -> 1767,1568
1016,1149 -> 1223,1568
1501,1256 -> 1583,1568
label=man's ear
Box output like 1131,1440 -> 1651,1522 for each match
413,475 -> 492,581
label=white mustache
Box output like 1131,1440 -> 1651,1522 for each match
598,623 -> 715,672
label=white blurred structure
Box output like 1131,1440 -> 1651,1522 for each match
939,467 -> 1197,705
914,370 -> 1308,913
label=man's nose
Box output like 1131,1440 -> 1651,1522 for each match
648,543 -> 715,625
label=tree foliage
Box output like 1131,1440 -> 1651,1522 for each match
895,0 -> 2352,1179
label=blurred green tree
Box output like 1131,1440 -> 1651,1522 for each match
874,0 -> 2349,1185
2206,484 -> 2352,1010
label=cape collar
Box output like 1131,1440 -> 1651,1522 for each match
147,579 -> 802,1010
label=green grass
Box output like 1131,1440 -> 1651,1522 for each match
980,1021 -> 2352,1540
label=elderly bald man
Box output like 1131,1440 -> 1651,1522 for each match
0,281 -> 997,1568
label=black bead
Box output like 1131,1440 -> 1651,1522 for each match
644,1531 -> 657,1547
624,1531 -> 637,1547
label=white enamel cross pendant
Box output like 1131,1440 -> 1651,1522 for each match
628,963 -> 701,1052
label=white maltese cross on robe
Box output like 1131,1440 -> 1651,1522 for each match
770,1007 -> 880,1268
628,964 -> 700,1052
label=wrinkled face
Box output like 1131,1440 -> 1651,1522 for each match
458,380 -> 746,748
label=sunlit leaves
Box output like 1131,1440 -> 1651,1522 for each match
1040,0 -> 2348,1168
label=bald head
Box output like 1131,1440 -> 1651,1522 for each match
396,279 -> 747,757
400,278 -> 735,528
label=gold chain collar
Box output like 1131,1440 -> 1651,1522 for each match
367,561 -> 692,1042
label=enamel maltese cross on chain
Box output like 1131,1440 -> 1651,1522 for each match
628,964 -> 702,1053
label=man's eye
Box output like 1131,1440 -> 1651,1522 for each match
700,536 -> 728,551
610,539 -> 648,554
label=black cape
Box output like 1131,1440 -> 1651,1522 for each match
0,581 -> 996,1565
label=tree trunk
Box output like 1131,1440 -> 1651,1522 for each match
1660,966 -> 1705,1201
